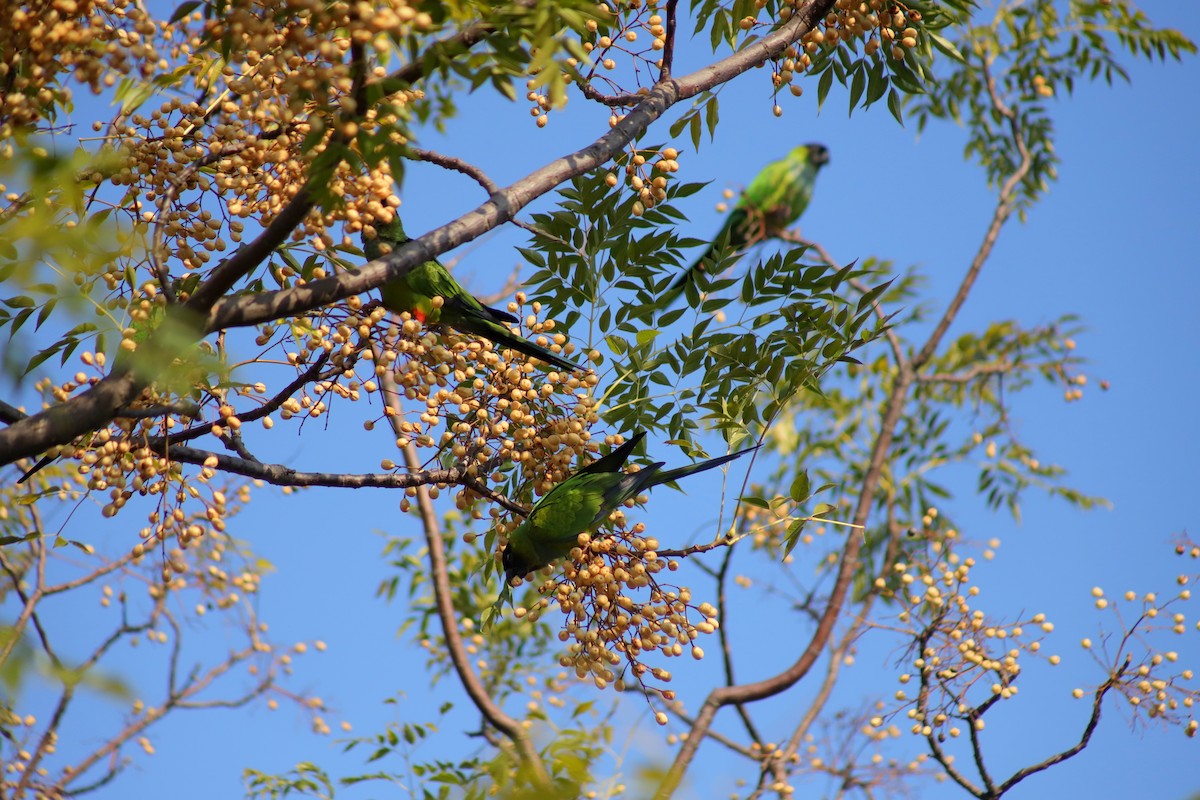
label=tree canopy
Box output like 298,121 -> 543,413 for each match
0,0 -> 1196,798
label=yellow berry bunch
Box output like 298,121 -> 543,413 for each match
786,711 -> 940,795
100,87 -> 416,276
22,376 -> 236,544
606,145 -> 682,217
577,1 -> 669,84
376,314 -> 599,513
1079,568 -> 1198,735
818,0 -> 927,61
1054,338 -> 1099,402
0,474 -> 342,796
512,527 -> 719,710
726,0 -> 934,112
872,529 -> 1063,743
0,0 -> 169,131
254,213 -> 601,513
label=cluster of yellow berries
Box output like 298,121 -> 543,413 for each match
512,527 -> 718,704
357,300 -> 600,510
797,722 -> 937,794
579,3 -> 669,76
743,0 -> 932,114
0,0 -> 166,131
867,519 -> 1062,742
0,466 -> 339,795
1080,574 -> 1198,735
604,145 -> 682,217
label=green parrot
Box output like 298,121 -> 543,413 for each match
501,431 -> 757,585
662,143 -> 830,308
364,215 -> 581,372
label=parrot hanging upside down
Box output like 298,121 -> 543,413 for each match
363,215 -> 582,372
661,142 -> 830,308
501,431 -> 758,587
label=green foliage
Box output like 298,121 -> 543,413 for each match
3,0 -> 1195,797
520,164 -> 888,456
909,0 -> 1194,209
245,763 -> 336,800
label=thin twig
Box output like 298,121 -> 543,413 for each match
407,147 -> 499,195
919,361 -> 1012,384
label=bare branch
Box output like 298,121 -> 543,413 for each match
993,662 -> 1128,795
919,361 -> 1013,384
576,81 -> 644,107
912,54 -> 1033,371
714,546 -> 762,745
162,444 -> 495,490
407,147 -> 500,195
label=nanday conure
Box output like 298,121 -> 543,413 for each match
364,215 -> 581,372
502,431 -> 757,585
662,143 -> 830,307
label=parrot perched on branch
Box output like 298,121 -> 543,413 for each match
363,215 -> 581,372
662,143 -> 830,308
501,431 -> 757,586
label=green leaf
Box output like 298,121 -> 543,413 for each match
816,67 -> 835,112
635,329 -> 660,347
848,63 -> 866,112
928,32 -> 966,63
788,469 -> 810,502
169,0 -> 203,22
886,87 -> 904,125
783,518 -> 806,558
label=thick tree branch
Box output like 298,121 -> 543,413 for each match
202,3 -> 837,335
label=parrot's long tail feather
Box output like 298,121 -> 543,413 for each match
459,316 -> 583,372
648,443 -> 759,488
660,208 -> 747,310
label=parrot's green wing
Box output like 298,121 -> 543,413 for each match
500,436 -> 760,586
503,471 -> 626,581
661,143 -> 829,308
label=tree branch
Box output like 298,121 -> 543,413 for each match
375,341 -> 551,786
912,55 -> 1033,371
160,445 -> 497,490
993,663 -> 1127,796
407,147 -> 499,195
919,361 -> 1013,384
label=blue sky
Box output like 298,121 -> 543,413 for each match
5,2 -> 1199,798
